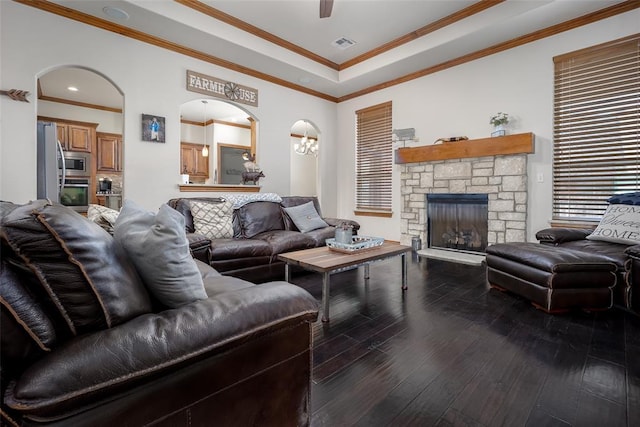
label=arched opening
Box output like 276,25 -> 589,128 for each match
37,66 -> 124,211
290,119 -> 318,196
180,99 -> 257,185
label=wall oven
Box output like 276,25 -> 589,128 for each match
59,178 -> 90,213
59,151 -> 91,176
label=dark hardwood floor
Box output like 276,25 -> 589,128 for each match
288,254 -> 640,427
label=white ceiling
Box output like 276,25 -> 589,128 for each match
37,0 -> 629,121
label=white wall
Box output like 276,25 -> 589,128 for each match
335,10 -> 639,242
0,2 -> 337,213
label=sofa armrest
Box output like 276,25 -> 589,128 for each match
186,232 -> 211,263
323,218 -> 361,233
625,244 -> 640,259
6,282 -> 318,419
535,227 -> 592,245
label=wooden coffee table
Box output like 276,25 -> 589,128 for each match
278,241 -> 411,322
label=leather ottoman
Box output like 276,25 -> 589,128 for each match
486,242 -> 617,313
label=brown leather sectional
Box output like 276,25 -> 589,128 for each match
168,196 -> 360,283
1,200 -> 319,426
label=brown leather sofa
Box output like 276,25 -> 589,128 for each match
486,227 -> 639,314
1,200 -> 319,426
168,196 -> 360,283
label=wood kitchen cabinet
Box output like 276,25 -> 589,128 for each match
39,116 -> 97,152
180,142 -> 209,180
97,132 -> 122,172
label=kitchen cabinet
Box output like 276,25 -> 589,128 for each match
180,142 -> 209,180
97,132 -> 122,172
39,116 -> 97,152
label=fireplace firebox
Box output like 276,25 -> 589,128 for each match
427,193 -> 488,254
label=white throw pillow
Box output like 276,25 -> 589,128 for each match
87,204 -> 119,234
283,201 -> 329,233
190,200 -> 234,239
114,200 -> 207,308
587,204 -> 640,245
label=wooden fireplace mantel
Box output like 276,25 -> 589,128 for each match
394,132 -> 534,164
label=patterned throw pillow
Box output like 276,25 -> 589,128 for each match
87,204 -> 119,234
190,200 -> 234,239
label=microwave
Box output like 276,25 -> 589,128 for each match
59,151 -> 91,176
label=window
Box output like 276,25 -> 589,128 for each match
553,34 -> 639,222
355,101 -> 393,216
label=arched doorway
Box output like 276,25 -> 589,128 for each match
37,66 -> 124,210
290,119 -> 318,196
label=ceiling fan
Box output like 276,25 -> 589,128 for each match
320,0 -> 334,18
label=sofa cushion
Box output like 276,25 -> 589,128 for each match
203,275 -> 255,297
190,200 -> 234,239
254,230 -> 316,254
283,201 -> 329,233
1,200 -> 152,336
237,201 -> 284,238
115,200 -> 207,308
210,238 -> 272,259
303,226 -> 337,247
587,204 -> 640,245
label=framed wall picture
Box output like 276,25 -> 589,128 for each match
142,114 -> 165,143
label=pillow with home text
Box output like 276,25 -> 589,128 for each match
586,204 -> 640,245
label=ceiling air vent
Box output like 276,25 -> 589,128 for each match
331,37 -> 356,50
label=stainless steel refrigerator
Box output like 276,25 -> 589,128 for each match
36,121 -> 64,203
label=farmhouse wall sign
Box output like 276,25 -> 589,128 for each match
186,70 -> 258,107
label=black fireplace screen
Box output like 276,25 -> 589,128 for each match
427,193 -> 488,253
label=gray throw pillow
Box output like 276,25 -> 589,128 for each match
283,201 -> 329,233
114,200 -> 207,308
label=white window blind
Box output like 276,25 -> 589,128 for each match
553,34 -> 639,221
356,101 -> 393,213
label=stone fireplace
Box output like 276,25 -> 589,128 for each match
400,151 -> 529,250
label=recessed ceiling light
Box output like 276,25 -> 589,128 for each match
103,6 -> 130,21
67,86 -> 79,92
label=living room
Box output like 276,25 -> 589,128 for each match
1,1 -> 639,426
0,1 -> 636,244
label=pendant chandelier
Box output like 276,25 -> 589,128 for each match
201,100 -> 209,157
293,121 -> 318,156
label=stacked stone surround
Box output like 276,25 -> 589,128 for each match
400,154 -> 528,249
